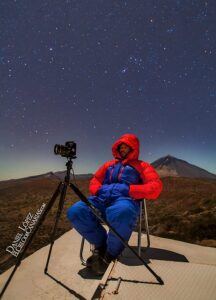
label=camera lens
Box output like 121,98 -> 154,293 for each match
54,144 -> 60,155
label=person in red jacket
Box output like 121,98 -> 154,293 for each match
67,133 -> 163,275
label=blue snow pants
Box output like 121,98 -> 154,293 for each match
67,195 -> 140,258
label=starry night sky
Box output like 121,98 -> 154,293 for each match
1,1 -> 216,180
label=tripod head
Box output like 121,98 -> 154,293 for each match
64,157 -> 75,184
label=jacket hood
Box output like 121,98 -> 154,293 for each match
112,133 -> 140,164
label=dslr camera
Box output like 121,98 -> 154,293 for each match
54,141 -> 77,158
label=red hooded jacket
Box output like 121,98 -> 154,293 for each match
89,133 -> 163,200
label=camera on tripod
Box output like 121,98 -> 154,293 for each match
54,141 -> 76,158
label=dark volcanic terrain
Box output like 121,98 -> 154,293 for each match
0,173 -> 215,273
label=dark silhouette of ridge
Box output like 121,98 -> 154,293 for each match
0,171 -> 93,183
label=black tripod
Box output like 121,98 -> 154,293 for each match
0,157 -> 163,299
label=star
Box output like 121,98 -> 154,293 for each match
121,67 -> 128,73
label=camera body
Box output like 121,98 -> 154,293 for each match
54,141 -> 77,158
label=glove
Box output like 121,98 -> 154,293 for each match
112,183 -> 129,198
97,183 -> 130,200
96,184 -> 114,200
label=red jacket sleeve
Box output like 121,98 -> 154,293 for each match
89,161 -> 111,196
129,162 -> 163,200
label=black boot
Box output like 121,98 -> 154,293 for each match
86,245 -> 106,268
91,251 -> 115,276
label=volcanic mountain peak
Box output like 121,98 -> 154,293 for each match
151,154 -> 216,179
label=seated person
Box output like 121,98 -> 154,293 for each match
67,133 -> 163,275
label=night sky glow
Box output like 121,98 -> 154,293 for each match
1,1 -> 216,180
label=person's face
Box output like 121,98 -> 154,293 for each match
119,143 -> 131,158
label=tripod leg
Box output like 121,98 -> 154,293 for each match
0,182 -> 62,299
44,182 -> 67,274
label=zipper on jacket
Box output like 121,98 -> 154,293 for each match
110,162 -> 122,183
118,166 -> 124,181
109,167 -> 114,183
113,163 -> 122,182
